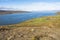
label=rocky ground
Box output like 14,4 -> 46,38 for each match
0,15 -> 60,40
0,26 -> 60,40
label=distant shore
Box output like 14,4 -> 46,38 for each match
0,10 -> 29,14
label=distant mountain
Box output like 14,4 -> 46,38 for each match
0,10 -> 6,12
0,9 -> 29,14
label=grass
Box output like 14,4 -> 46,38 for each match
0,15 -> 60,29
0,12 -> 60,40
13,15 -> 60,27
0,14 -> 60,40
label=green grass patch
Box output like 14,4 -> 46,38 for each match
0,15 -> 60,28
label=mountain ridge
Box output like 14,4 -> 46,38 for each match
0,10 -> 29,14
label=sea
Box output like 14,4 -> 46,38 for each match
0,11 -> 56,25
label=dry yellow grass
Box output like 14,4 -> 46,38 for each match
0,15 -> 60,28
8,15 -> 60,28
0,15 -> 60,40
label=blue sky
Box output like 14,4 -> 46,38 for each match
0,0 -> 60,11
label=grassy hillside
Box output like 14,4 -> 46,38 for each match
15,15 -> 60,27
0,14 -> 60,40
1,15 -> 60,28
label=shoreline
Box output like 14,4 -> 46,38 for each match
0,10 -> 29,14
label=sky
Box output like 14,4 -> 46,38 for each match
0,0 -> 60,11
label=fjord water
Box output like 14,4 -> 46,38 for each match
0,12 -> 56,25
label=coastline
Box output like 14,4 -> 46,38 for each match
0,10 -> 29,14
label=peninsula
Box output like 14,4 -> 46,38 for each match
0,10 -> 29,14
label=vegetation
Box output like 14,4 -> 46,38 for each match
0,12 -> 60,28
0,15 -> 60,29
56,12 -> 60,15
7,15 -> 59,27
0,12 -> 60,40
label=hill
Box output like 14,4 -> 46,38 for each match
0,10 -> 29,14
0,15 -> 60,40
7,15 -> 60,27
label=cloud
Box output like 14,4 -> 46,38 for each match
0,2 -> 60,11
17,2 -> 60,11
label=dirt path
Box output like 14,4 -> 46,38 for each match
0,27 -> 60,40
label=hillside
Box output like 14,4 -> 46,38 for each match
6,15 -> 60,27
0,10 -> 29,14
0,15 -> 60,40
